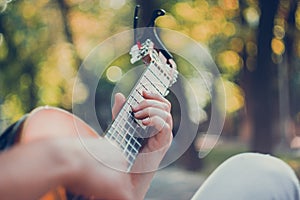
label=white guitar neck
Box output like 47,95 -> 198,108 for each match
105,39 -> 178,171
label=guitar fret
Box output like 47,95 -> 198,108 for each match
124,135 -> 140,154
126,149 -> 137,166
149,62 -> 170,88
143,74 -> 164,96
135,88 -> 143,97
113,118 -> 130,138
140,82 -> 149,92
148,67 -> 169,89
112,109 -> 146,144
123,133 -> 143,166
139,77 -> 156,94
149,50 -> 172,81
108,125 -> 127,149
129,95 -> 140,105
147,69 -> 168,95
147,71 -> 167,94
115,132 -> 125,148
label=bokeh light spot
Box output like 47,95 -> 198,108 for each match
106,66 -> 123,82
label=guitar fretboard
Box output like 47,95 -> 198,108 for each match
105,39 -> 178,171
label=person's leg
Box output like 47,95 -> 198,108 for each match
192,153 -> 300,200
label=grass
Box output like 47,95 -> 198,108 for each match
200,141 -> 248,175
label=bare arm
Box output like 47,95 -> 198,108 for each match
0,137 -> 135,200
0,91 -> 172,200
0,139 -> 69,200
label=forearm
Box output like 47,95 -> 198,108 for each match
0,139 -> 72,200
0,135 -> 162,200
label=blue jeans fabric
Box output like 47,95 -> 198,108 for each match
192,153 -> 300,200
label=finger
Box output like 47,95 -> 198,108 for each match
132,99 -> 170,114
142,117 -> 173,152
141,111 -> 173,133
132,91 -> 171,113
134,107 -> 169,122
112,93 -> 126,119
142,91 -> 171,105
143,91 -> 171,107
142,115 -> 169,133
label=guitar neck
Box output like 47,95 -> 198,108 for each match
105,39 -> 177,171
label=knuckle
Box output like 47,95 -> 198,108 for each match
152,115 -> 160,122
164,101 -> 171,111
163,123 -> 172,133
162,111 -> 168,120
142,100 -> 151,107
164,110 -> 171,120
139,100 -> 146,107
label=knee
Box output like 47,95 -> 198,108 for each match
223,153 -> 293,175
193,153 -> 300,200
222,153 -> 299,190
225,153 -> 292,173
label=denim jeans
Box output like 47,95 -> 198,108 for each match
192,153 -> 300,200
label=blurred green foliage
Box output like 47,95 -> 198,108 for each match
0,0 -> 300,154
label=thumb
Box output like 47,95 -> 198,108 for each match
112,93 -> 126,119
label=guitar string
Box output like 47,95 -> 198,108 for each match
107,67 -> 170,167
106,68 -> 168,151
105,43 -> 177,170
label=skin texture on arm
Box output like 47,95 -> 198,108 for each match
0,137 -> 136,200
0,91 -> 173,200
0,139 -> 69,200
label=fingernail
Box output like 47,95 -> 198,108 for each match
133,111 -> 141,117
142,118 -> 151,124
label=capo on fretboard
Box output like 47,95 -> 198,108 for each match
133,5 -> 175,67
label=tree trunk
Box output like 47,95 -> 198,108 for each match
136,0 -> 202,170
247,0 -> 279,153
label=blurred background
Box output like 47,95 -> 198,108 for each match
1,0 -> 300,199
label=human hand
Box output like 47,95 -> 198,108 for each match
111,91 -> 173,199
112,91 -> 173,156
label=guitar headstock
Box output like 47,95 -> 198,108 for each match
130,5 -> 178,89
129,39 -> 178,89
